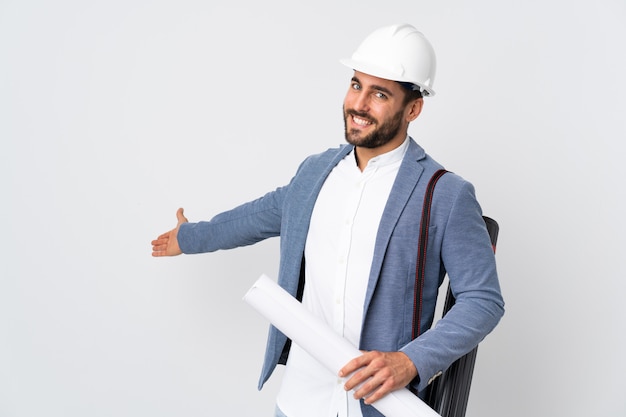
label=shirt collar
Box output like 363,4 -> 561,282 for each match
350,136 -> 410,169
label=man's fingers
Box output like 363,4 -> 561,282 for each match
151,240 -> 167,256
340,353 -> 375,392
151,236 -> 168,248
152,242 -> 166,250
151,209 -> 185,257
340,351 -> 417,405
338,351 -> 370,379
151,236 -> 167,245
360,382 -> 391,405
352,371 -> 396,405
176,207 -> 188,224
156,232 -> 170,240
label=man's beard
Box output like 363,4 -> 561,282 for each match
343,106 -> 404,149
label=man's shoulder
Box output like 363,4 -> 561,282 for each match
296,144 -> 352,172
308,143 -> 351,161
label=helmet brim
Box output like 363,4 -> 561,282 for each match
340,58 -> 436,97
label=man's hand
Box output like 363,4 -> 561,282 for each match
338,351 -> 418,405
151,208 -> 188,257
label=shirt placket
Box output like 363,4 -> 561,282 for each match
332,167 -> 375,337
332,166 -> 376,417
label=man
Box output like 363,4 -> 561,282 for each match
151,23 -> 504,417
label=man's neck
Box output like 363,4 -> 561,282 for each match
354,135 -> 408,171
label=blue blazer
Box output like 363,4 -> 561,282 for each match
178,138 -> 504,409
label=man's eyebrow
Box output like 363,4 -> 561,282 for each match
352,76 -> 394,97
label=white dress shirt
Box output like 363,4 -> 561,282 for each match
276,138 -> 409,417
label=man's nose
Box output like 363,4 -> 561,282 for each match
353,94 -> 370,113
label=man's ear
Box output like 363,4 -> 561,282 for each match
406,98 -> 424,122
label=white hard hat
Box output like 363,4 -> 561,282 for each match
340,23 -> 437,96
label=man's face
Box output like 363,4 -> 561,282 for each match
343,71 -> 413,149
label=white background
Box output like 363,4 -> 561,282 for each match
2,1 -> 625,416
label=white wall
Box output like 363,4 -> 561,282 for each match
2,1 -> 625,416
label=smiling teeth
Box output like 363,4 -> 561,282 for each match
353,116 -> 372,126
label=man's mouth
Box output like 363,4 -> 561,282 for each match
352,115 -> 373,127
347,111 -> 375,128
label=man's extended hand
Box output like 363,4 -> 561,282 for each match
151,208 -> 188,257
338,350 -> 418,405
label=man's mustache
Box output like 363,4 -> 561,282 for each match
345,109 -> 377,124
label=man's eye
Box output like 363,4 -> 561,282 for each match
352,83 -> 361,90
375,92 -> 387,99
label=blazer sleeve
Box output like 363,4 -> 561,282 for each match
177,185 -> 288,254
400,180 -> 505,392
175,146 -> 347,255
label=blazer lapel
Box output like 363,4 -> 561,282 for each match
362,139 -> 426,315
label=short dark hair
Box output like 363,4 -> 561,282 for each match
397,82 -> 423,104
